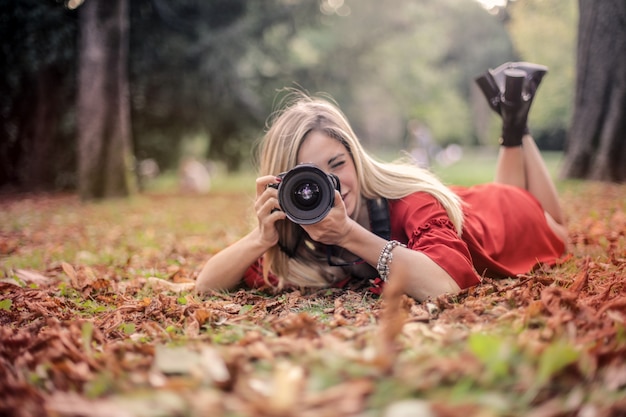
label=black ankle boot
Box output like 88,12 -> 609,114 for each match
475,62 -> 548,147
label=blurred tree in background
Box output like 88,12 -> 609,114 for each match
77,0 -> 136,199
1,0 -> 594,197
129,0 -> 322,172
506,0 -> 577,151
292,0 -> 517,149
0,0 -> 77,190
561,0 -> 626,182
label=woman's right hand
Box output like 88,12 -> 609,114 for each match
254,175 -> 287,248
195,176 -> 286,293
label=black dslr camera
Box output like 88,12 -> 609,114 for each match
269,163 -> 341,225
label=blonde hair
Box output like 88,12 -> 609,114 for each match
256,91 -> 463,288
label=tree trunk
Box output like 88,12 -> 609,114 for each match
77,0 -> 136,200
561,0 -> 626,183
24,67 -> 64,190
1,67 -> 65,191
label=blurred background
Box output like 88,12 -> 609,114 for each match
3,0 -> 621,199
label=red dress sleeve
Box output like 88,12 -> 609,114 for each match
389,193 -> 481,289
243,258 -> 279,288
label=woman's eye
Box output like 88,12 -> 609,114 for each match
330,161 -> 345,169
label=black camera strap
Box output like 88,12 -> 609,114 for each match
367,198 -> 391,240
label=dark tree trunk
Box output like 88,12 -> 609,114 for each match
23,67 -> 64,190
1,67 -> 66,191
561,0 -> 626,183
77,0 -> 136,200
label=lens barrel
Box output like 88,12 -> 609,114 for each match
277,164 -> 340,224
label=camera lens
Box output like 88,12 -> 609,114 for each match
277,164 -> 339,225
292,182 -> 321,209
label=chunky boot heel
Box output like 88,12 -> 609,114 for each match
500,69 -> 530,147
504,69 -> 525,101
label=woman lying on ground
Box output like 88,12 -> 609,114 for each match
195,62 -> 567,302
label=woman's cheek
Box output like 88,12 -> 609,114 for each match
344,196 -> 355,218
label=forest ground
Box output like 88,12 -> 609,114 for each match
1,152 -> 625,417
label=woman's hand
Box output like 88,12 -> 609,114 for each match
254,175 -> 287,248
195,175 -> 286,293
301,190 -> 355,246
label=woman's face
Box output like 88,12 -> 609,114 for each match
296,130 -> 360,217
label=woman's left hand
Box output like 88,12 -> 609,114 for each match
301,190 -> 355,246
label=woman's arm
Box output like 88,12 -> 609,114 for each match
195,228 -> 270,292
339,223 -> 461,301
302,191 -> 461,301
195,176 -> 286,293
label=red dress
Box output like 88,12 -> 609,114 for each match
389,183 -> 565,289
244,183 -> 566,290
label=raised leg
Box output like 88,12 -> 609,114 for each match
494,144 -> 526,189
479,62 -> 567,241
520,135 -> 564,226
494,135 -> 565,229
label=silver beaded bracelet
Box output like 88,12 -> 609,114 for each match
376,240 -> 407,282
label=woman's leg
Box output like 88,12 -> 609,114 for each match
494,135 -> 563,224
520,134 -> 564,226
494,144 -> 526,189
494,134 -> 567,241
479,62 -> 567,240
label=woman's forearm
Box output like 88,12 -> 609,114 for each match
195,228 -> 271,293
338,221 -> 460,301
386,249 -> 461,301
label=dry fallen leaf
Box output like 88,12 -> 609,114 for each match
146,277 -> 195,293
61,262 -> 79,288
15,269 -> 52,285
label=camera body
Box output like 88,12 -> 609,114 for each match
269,163 -> 341,225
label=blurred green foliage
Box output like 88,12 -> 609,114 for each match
0,0 -> 577,190
507,0 -> 577,150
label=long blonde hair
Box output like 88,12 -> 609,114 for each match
256,91 -> 463,288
